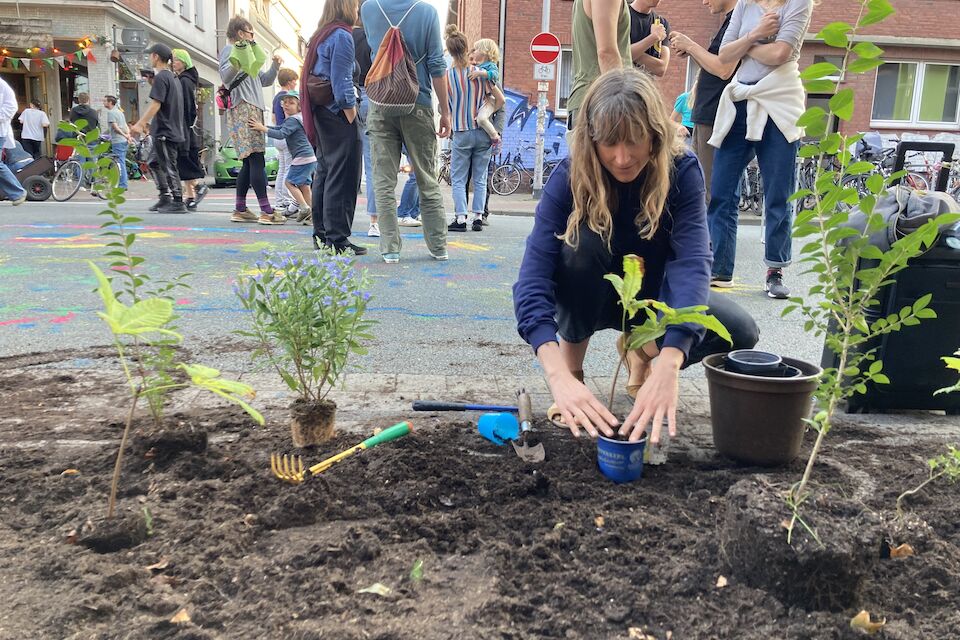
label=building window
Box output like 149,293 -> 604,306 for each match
685,58 -> 701,92
813,54 -> 844,82
180,0 -> 191,20
557,47 -> 573,114
163,0 -> 175,10
194,0 -> 204,28
872,61 -> 960,127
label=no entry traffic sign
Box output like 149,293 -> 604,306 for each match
530,32 -> 561,65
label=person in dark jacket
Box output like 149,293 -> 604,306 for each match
68,93 -> 99,133
512,68 -> 757,444
172,49 -> 208,210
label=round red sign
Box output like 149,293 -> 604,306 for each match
530,32 -> 561,65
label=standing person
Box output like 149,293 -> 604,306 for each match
361,0 -> 452,264
514,68 -> 757,440
271,67 -> 299,216
249,91 -> 316,221
68,93 -> 99,134
628,0 -> 670,77
103,95 -> 133,190
130,43 -> 187,214
17,99 -> 49,159
0,77 -> 27,205
567,0 -> 633,128
706,0 -> 814,298
219,15 -> 283,225
670,90 -> 694,137
301,0 -> 366,256
354,7 -> 381,238
171,49 -> 208,211
445,25 -> 494,234
669,0 -> 739,204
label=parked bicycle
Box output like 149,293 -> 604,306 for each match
51,137 -> 124,202
490,146 -> 561,196
738,159 -> 763,216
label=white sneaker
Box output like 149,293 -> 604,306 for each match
367,223 -> 381,237
398,216 -> 422,227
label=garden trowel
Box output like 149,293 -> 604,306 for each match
513,390 -> 545,463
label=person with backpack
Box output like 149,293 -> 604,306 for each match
360,0 -> 452,263
301,0 -> 366,256
172,49 -> 208,211
218,15 -> 282,225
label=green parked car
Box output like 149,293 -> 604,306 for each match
213,138 -> 280,187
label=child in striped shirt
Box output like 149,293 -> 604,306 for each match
468,39 -> 506,146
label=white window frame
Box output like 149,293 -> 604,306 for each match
685,58 -> 701,92
555,46 -> 573,117
163,0 -> 175,11
871,60 -> 960,130
813,54 -> 844,83
194,0 -> 205,29
180,0 -> 191,21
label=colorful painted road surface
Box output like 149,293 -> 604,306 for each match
0,194 -> 818,377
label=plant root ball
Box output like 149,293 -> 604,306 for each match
719,478 -> 881,611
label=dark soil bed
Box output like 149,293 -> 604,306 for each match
1,366 -> 959,639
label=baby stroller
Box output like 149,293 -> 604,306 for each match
0,141 -> 53,201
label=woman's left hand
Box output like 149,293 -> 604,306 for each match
618,347 -> 683,444
272,54 -> 282,66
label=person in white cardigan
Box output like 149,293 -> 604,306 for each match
0,77 -> 27,205
705,0 -> 814,299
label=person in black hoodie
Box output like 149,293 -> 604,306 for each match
172,49 -> 208,210
68,93 -> 99,134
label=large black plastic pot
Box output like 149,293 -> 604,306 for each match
702,353 -> 822,466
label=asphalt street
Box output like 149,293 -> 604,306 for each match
0,185 -> 823,381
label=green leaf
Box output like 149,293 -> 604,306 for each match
860,0 -> 895,27
800,62 -> 841,81
845,161 -> 875,175
848,57 -> 884,74
866,173 -> 885,194
798,144 -> 821,159
913,293 -> 932,312
816,22 -> 853,48
410,559 -> 424,582
829,89 -> 855,121
113,298 -> 178,336
853,41 -> 884,59
872,374 -> 890,385
804,79 -> 837,94
797,106 -> 828,128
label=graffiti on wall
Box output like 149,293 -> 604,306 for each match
494,88 -> 569,168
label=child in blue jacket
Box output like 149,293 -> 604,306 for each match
248,91 -> 317,223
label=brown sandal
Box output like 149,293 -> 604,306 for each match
547,370 -> 584,429
617,333 -> 656,399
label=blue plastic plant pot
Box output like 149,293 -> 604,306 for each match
725,349 -> 782,375
477,412 -> 519,446
596,435 -> 647,483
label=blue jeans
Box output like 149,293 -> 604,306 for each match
707,100 -> 798,279
359,88 -> 376,216
397,170 -> 420,219
0,136 -> 26,201
451,128 -> 492,215
111,140 -> 129,189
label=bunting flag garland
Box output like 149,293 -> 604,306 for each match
0,37 -> 103,70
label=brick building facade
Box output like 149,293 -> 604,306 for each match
454,0 -> 960,137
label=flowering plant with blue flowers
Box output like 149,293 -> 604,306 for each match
235,248 -> 375,403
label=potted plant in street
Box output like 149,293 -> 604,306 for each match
235,249 -> 375,446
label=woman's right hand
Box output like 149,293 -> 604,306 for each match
547,371 -> 619,439
751,12 -> 780,41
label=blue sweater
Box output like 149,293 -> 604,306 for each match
313,29 -> 356,113
361,0 -> 446,107
513,152 -> 712,359
265,114 -> 314,161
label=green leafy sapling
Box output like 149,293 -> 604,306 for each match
90,261 -> 264,518
783,0 -> 960,542
934,350 -> 960,396
895,445 -> 960,520
604,254 -> 732,410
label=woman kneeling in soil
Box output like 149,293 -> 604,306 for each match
514,68 -> 758,444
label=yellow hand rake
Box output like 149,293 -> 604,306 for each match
270,421 -> 412,484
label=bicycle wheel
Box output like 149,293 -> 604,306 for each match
491,164 -> 521,196
52,160 -> 84,202
903,172 -> 929,191
738,171 -> 752,212
91,157 -> 123,198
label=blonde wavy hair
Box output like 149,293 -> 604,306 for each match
562,68 -> 684,249
472,38 -> 501,65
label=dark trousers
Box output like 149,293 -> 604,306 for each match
311,107 -> 361,247
237,152 -> 268,202
177,146 -> 205,181
149,137 -> 182,199
554,227 -> 759,365
21,139 -> 42,160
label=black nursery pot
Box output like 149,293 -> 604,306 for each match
702,353 -> 822,466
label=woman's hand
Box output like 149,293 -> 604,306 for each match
750,12 -> 780,41
619,347 -> 683,444
272,54 -> 283,66
547,371 -> 619,439
675,123 -> 690,138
